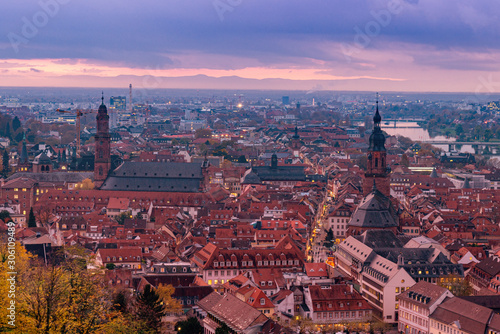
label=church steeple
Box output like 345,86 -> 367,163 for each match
368,93 -> 386,152
290,125 -> 301,157
373,92 -> 381,126
20,133 -> 28,164
94,94 -> 111,188
364,93 -> 390,197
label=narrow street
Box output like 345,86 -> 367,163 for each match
307,188 -> 331,263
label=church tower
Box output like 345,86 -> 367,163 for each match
290,126 -> 301,157
363,95 -> 390,197
94,95 -> 111,188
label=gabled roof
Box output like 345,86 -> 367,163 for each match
108,197 -> 130,210
431,297 -> 492,334
304,263 -> 328,277
398,281 -> 451,308
197,292 -> 269,331
475,257 -> 500,277
101,161 -> 203,192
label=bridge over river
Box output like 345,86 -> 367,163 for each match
421,141 -> 500,154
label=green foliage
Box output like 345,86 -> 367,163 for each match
106,263 -> 116,270
5,122 -> 11,139
12,116 -> 21,132
0,210 -> 10,222
115,211 -> 132,225
215,322 -> 232,334
2,150 -> 9,177
135,285 -> 166,333
14,131 -> 24,143
28,208 -> 36,228
175,317 -> 203,334
112,289 -> 129,314
324,228 -> 334,247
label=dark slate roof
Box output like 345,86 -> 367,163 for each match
430,168 -> 438,178
109,161 -> 202,178
349,189 -> 398,228
373,247 -> 464,278
475,257 -> 500,277
355,230 -> 404,249
33,152 -> 52,165
241,171 -> 261,184
401,263 -> 464,279
251,165 -> 306,182
100,161 -> 203,193
6,172 -> 94,183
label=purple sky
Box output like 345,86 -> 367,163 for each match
1,0 -> 500,92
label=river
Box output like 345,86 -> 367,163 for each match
380,121 -> 474,153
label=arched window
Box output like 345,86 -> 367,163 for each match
99,166 -> 103,176
375,158 -> 378,167
41,165 -> 45,172
99,151 -> 103,159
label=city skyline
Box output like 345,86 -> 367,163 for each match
1,1 -> 500,92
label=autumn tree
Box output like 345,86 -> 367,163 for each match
18,261 -> 69,333
0,242 -> 33,331
13,245 -> 113,333
438,274 -> 473,296
157,284 -> 181,312
79,178 -> 95,190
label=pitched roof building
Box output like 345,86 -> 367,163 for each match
196,292 -> 272,334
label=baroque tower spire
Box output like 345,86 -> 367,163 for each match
364,93 -> 390,197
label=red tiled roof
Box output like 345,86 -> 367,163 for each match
304,263 -> 328,277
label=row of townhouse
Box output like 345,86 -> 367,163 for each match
399,281 -> 500,334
